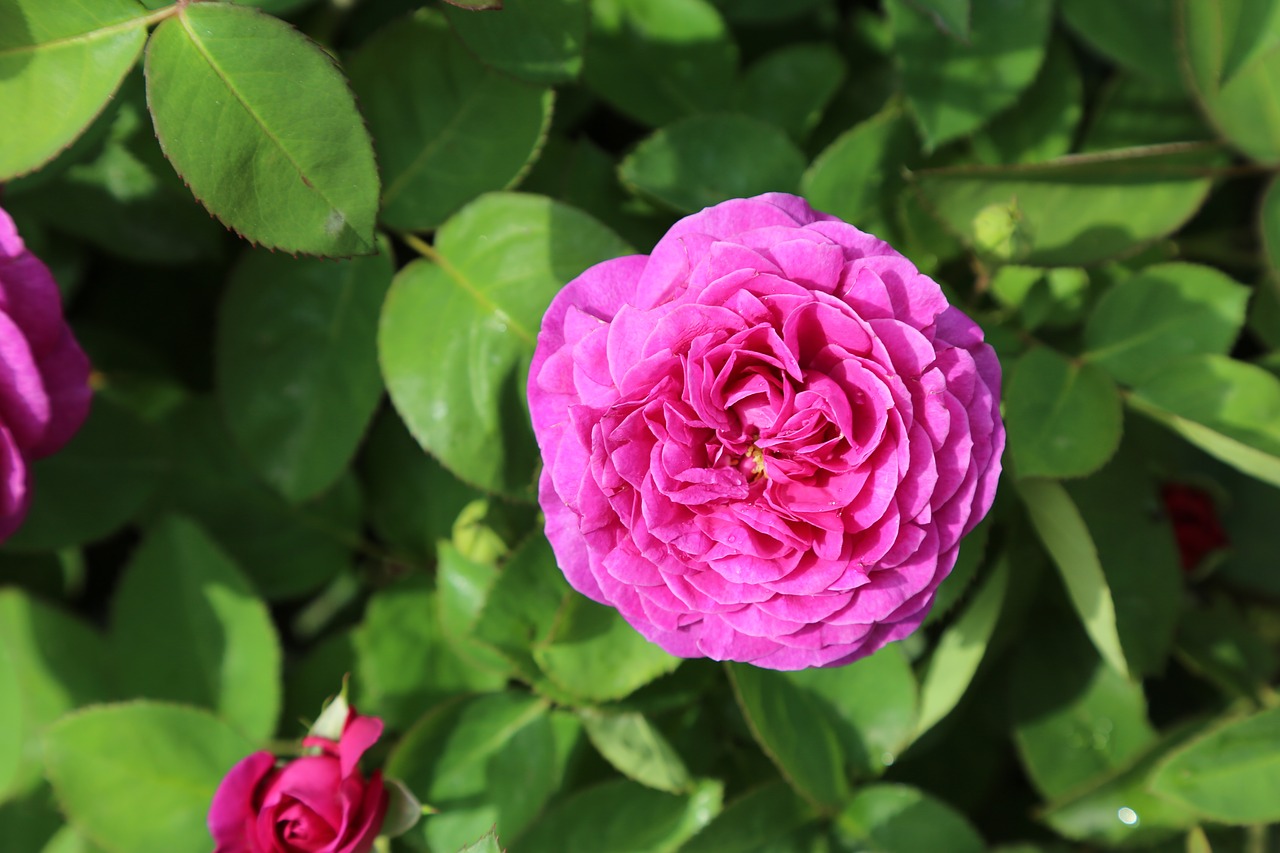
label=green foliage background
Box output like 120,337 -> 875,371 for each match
2,0 -> 1280,851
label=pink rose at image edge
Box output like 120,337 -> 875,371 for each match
209,710 -> 389,853
528,192 -> 1005,671
0,206 -> 92,541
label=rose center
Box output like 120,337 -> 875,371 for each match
737,445 -> 767,482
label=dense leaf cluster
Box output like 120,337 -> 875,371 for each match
2,0 -> 1280,851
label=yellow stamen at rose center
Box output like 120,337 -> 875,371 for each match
746,445 -> 767,481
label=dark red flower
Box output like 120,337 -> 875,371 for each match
1161,483 -> 1228,572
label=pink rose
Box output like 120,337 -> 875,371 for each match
529,193 -> 1004,670
209,710 -> 389,853
0,206 -> 92,540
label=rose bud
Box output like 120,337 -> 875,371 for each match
529,193 -> 1004,670
1161,482 -> 1229,572
0,206 -> 92,540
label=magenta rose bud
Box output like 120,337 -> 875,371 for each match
529,193 -> 1004,670
0,206 -> 92,541
208,709 -> 390,853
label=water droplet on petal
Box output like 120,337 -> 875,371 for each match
1117,807 -> 1139,826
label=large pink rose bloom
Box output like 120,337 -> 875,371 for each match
529,193 -> 1004,670
0,206 -> 92,541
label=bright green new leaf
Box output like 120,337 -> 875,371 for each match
727,664 -> 850,810
581,709 -> 692,794
40,826 -> 108,853
620,115 -> 806,214
675,781 -> 815,853
911,144 -> 1217,266
348,9 -> 554,232
583,0 -> 737,128
1017,478 -> 1129,679
1084,263 -> 1249,386
514,778 -> 723,852
459,831 -> 504,853
1059,0 -> 1180,84
735,44 -> 847,142
379,193 -> 629,499
802,104 -> 918,229
1128,354 -> 1280,489
145,3 -> 379,255
1150,706 -> 1280,823
916,556 -> 1009,736
44,703 -> 255,853
0,592 -> 111,805
4,397 -> 165,551
1005,347 -> 1123,480
0,0 -> 149,179
884,0 -> 1052,150
443,0 -> 587,84
111,516 -> 281,741
835,784 -> 985,853
217,240 -> 393,503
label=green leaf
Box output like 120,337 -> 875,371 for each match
0,591 -> 111,804
1005,348 -> 1123,480
217,240 -> 393,502
674,781 -> 815,853
3,397 -> 166,551
1059,0 -> 1180,84
904,0 -> 969,39
884,0 -> 1052,149
1260,174 -> 1280,281
1017,478 -> 1129,679
436,542 -> 516,677
1150,706 -> 1280,823
583,0 -> 737,128
40,826 -> 108,853
162,398 -> 357,600
379,193 -> 629,499
1010,610 -> 1155,800
1084,263 -> 1250,386
971,38 -> 1082,165
916,556 -> 1009,736
727,664 -> 850,810
354,576 -> 507,731
474,535 -> 573,687
801,104 -> 918,230
514,778 -> 723,853
348,9 -> 554,232
145,3 -> 379,255
534,596 -> 682,703
442,0 -> 587,84
1080,76 -> 1212,152
834,784 -> 984,853
619,115 -> 806,214
0,787 -> 62,851
1128,354 -> 1280,489
783,646 -> 919,778
734,44 -> 846,143
580,709 -> 693,793
0,0 -> 148,179
1180,0 -> 1280,163
44,703 -> 255,853
459,830 -> 504,853
111,516 -> 281,741
1178,598 -> 1278,702
911,144 -> 1218,266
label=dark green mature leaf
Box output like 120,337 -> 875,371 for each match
111,516 -> 281,741
1018,478 -> 1129,679
1005,348 -> 1123,480
802,104 -> 918,230
0,592 -> 111,805
735,44 -> 846,143
971,39 -> 1082,165
0,787 -> 61,852
1010,610 -> 1155,800
905,0 -> 969,39
1180,0 -> 1280,163
4,397 -> 166,551
0,0 -> 149,179
712,0 -> 830,24
44,703 -> 255,853
911,144 -> 1218,266
348,9 -> 553,232
443,0 -> 587,84
583,0 -> 737,128
1060,0 -> 1180,84
1129,355 -> 1280,489
1084,263 -> 1250,386
1151,706 -> 1280,824
581,708 -> 693,793
727,664 -> 850,810
514,778 -> 723,852
474,535 -> 573,687
1178,598 -> 1278,702
884,0 -> 1052,150
675,781 -> 815,853
620,115 -> 806,214
1080,76 -> 1212,152
379,193 -> 629,499
436,542 -> 515,677
217,240 -> 393,502
834,784 -> 985,853
1261,175 -> 1280,278
145,3 -> 379,255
